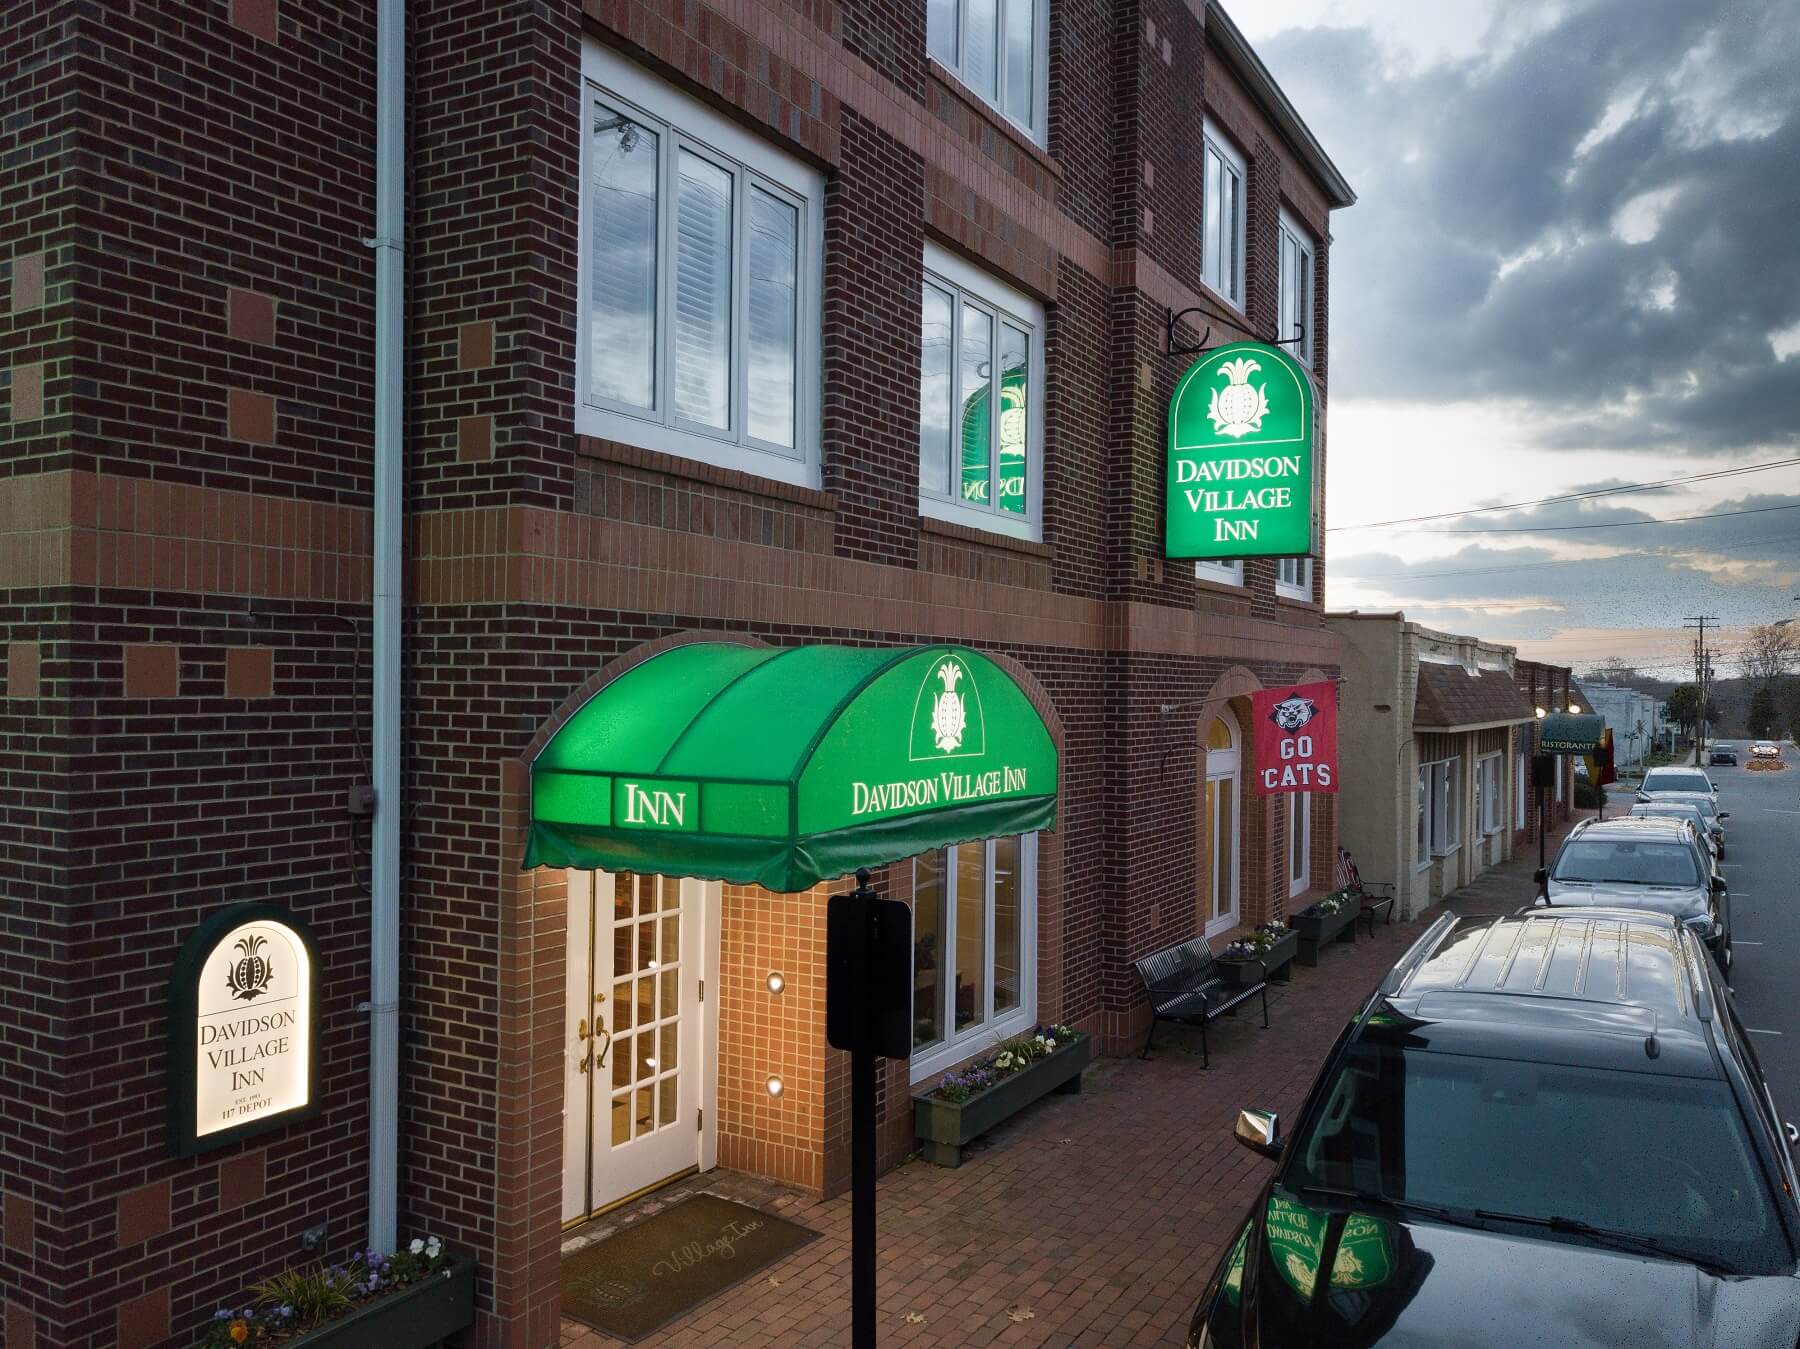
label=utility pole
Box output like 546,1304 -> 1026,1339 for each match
1684,616 -> 1718,765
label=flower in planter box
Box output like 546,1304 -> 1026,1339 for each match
1221,939 -> 1257,961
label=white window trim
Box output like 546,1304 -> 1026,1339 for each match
1277,206 -> 1316,367
1515,748 -> 1527,830
1202,119 -> 1248,312
1195,559 -> 1246,587
1415,764 -> 1432,872
1478,751 -> 1504,836
909,834 -> 1039,1084
576,42 -> 825,489
918,242 -> 1045,542
1440,758 -> 1462,856
1275,556 -> 1313,602
927,0 -> 1050,148
1287,791 -> 1312,897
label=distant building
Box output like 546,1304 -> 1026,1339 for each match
1329,615 -> 1570,918
1578,682 -> 1667,766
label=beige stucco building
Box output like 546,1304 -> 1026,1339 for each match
1329,614 -> 1546,918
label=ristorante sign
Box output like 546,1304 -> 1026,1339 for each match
1165,341 -> 1315,560
1251,680 -> 1339,795
167,903 -> 319,1156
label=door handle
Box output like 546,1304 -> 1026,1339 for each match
577,1018 -> 590,1041
595,1025 -> 614,1069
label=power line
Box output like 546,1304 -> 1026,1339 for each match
1329,456 -> 1800,532
1423,500 -> 1800,535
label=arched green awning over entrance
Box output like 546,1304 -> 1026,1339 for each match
524,643 -> 1058,893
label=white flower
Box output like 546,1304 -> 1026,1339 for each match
410,1238 -> 425,1255
1044,1039 -> 1056,1051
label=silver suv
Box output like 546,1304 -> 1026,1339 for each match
1637,765 -> 1718,804
1535,815 -> 1731,974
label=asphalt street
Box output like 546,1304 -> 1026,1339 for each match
1616,749 -> 1800,1122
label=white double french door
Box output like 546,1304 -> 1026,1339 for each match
563,870 -> 715,1224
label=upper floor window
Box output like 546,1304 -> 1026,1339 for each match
1278,208 -> 1315,365
918,245 -> 1044,540
928,0 -> 1048,142
1195,559 -> 1245,588
1275,557 -> 1313,601
578,44 -> 824,488
1202,121 -> 1246,308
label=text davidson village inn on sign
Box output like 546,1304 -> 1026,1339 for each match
1164,341 -> 1316,560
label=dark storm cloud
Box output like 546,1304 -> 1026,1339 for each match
1261,0 -> 1800,453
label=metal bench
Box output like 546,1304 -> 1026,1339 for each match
1131,936 -> 1269,1066
1336,846 -> 1396,937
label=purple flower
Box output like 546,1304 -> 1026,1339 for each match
214,1310 -> 233,1321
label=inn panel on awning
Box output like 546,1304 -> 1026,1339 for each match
525,643 -> 1059,893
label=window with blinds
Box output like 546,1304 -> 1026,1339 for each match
1278,209 -> 1315,366
579,46 -> 822,486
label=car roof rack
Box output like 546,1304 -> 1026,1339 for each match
1377,911 -> 1459,999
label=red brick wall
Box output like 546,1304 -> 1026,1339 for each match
1,1 -> 1353,1345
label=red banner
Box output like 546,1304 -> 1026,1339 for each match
1251,680 -> 1339,795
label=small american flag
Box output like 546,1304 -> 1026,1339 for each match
1334,846 -> 1362,893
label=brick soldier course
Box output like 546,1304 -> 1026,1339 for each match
1,1 -> 1352,1346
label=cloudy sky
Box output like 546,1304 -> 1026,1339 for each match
1233,0 -> 1800,681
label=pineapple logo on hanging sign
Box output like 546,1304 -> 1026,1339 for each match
1207,357 -> 1270,438
909,653 -> 987,762
1165,341 -> 1315,561
226,933 -> 273,1002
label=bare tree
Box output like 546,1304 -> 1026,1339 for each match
1582,655 -> 1640,685
1736,621 -> 1800,687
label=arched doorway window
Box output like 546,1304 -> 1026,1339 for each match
1203,713 -> 1241,937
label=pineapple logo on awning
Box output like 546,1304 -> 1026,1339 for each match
910,654 -> 986,761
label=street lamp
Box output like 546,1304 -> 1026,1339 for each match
1567,703 -> 1581,713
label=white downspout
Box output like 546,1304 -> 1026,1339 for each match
366,0 -> 404,1254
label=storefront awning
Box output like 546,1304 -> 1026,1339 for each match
1538,712 -> 1606,754
524,643 -> 1058,892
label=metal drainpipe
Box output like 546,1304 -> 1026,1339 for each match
365,0 -> 405,1254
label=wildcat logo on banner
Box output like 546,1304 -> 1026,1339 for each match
1251,680 -> 1338,796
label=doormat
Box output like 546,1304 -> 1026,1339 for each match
561,1193 -> 819,1343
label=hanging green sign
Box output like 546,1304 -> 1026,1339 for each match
1165,341 -> 1315,559
959,363 -> 1029,516
1538,712 -> 1605,754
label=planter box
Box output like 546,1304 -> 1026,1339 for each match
285,1258 -> 477,1349
1232,929 -> 1298,983
914,1034 -> 1092,1168
1290,896 -> 1361,967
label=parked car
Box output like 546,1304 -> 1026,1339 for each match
1629,801 -> 1722,861
1751,741 -> 1782,760
1186,909 -> 1800,1349
1648,790 -> 1729,857
1637,764 -> 1719,805
1535,815 -> 1731,972
1710,743 -> 1739,766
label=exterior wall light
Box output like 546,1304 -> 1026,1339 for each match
1535,707 -> 1548,719
1567,703 -> 1581,713
766,971 -> 785,995
766,1075 -> 784,1098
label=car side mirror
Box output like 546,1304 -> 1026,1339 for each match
1786,1121 -> 1798,1149
1534,866 -> 1549,888
1234,1108 -> 1283,1159
1712,875 -> 1728,895
1719,811 -> 1731,820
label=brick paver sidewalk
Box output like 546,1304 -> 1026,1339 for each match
561,919 -> 1420,1348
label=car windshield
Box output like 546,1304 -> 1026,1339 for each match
1283,1044 -> 1789,1274
1630,806 -> 1702,829
1646,772 -> 1711,793
1553,838 -> 1701,886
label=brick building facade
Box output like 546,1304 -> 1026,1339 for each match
0,2 -> 1351,1345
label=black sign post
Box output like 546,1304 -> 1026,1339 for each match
827,867 -> 913,1349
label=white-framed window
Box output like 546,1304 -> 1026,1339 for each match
919,245 -> 1045,540
927,0 -> 1049,144
1202,121 -> 1247,309
1420,757 -> 1460,859
1515,746 -> 1527,829
1278,208 -> 1315,366
1195,559 -> 1245,587
1478,753 -> 1503,836
907,834 -> 1038,1082
1415,766 -> 1430,868
1275,557 -> 1313,601
577,43 -> 824,488
1287,792 -> 1312,896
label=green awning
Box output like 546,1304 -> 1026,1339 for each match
1539,712 -> 1606,754
523,643 -> 1058,892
